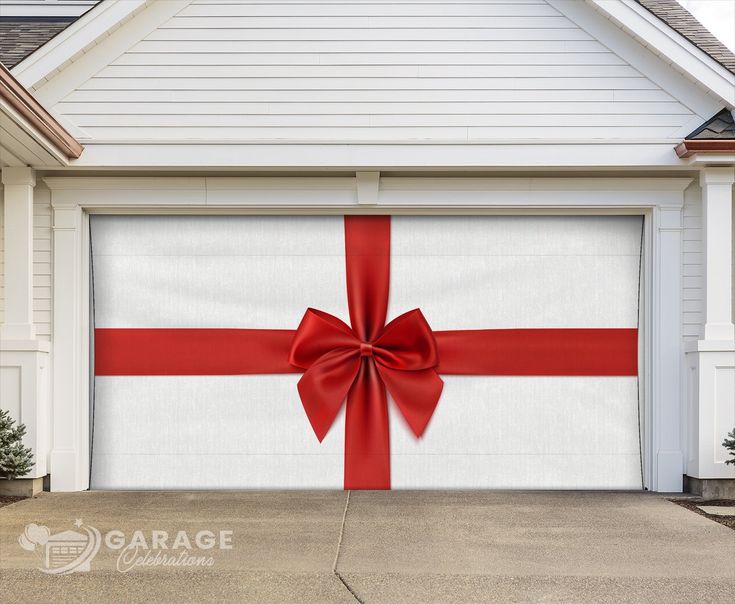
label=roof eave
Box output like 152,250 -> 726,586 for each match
587,0 -> 735,108
0,63 -> 82,160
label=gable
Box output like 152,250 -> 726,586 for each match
26,0 -> 730,144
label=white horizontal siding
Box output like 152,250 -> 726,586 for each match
181,1 -> 562,17
682,183 -> 703,341
75,77 -> 663,90
33,185 -> 52,341
0,185 -> 52,340
55,0 -> 697,142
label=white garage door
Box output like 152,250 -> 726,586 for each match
90,215 -> 643,490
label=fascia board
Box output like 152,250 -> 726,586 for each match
1,99 -> 68,166
588,0 -> 735,108
10,0 -> 147,89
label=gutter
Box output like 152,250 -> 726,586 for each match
0,63 -> 83,159
676,139 -> 735,158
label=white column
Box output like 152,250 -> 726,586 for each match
0,167 -> 50,479
49,202 -> 90,491
686,167 -> 735,482
652,205 -> 684,492
1,167 -> 36,341
700,167 -> 734,342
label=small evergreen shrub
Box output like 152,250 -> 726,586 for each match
723,428 -> 735,467
0,409 -> 34,479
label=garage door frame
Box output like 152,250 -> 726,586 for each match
44,174 -> 692,492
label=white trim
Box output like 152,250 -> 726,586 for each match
1,99 -> 69,167
585,0 -> 735,110
1,167 -> 37,340
700,167 -> 735,342
11,0 -> 192,108
649,204 -> 684,492
682,153 -> 735,166
549,0 -> 727,119
11,0 -> 148,89
62,142 -> 692,170
49,202 -> 90,491
28,1 -> 192,107
44,175 -> 692,208
356,171 -> 380,205
45,175 -> 687,492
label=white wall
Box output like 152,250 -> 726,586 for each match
0,184 -> 53,341
682,182 -> 703,341
53,0 -> 698,142
32,185 -> 53,341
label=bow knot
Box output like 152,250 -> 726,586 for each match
289,307 -> 444,442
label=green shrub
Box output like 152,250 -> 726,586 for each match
723,428 -> 735,467
0,409 -> 34,479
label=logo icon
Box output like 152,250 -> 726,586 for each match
18,519 -> 102,575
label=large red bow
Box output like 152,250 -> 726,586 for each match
289,307 -> 444,443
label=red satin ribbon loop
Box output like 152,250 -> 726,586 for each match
289,305 -> 444,450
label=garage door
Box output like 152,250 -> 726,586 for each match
90,215 -> 643,489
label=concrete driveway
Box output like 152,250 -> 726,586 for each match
0,491 -> 733,603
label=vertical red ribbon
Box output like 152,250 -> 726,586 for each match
343,216 -> 392,489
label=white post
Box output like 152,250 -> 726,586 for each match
700,167 -> 734,342
1,167 -> 35,341
686,167 -> 735,485
0,167 -> 50,481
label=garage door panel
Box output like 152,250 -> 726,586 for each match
92,255 -> 348,328
391,215 -> 642,257
92,376 -> 343,455
91,454 -> 345,490
91,214 -> 643,489
91,215 -> 345,257
391,454 -> 642,490
390,377 -> 640,456
391,255 -> 640,330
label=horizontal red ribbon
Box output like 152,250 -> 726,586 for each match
95,327 -> 637,377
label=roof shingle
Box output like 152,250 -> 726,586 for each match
0,18 -> 76,68
636,0 -> 735,73
685,108 -> 735,140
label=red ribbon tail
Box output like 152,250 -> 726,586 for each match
344,360 -> 391,489
377,365 -> 444,438
296,348 -> 360,442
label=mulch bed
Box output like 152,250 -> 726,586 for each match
0,495 -> 26,509
669,499 -> 735,531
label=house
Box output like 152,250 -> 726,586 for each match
0,0 -> 733,494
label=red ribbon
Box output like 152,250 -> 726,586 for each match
95,215 -> 638,489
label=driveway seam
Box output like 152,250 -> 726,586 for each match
332,490 -> 363,603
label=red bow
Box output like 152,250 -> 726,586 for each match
289,307 -> 444,443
